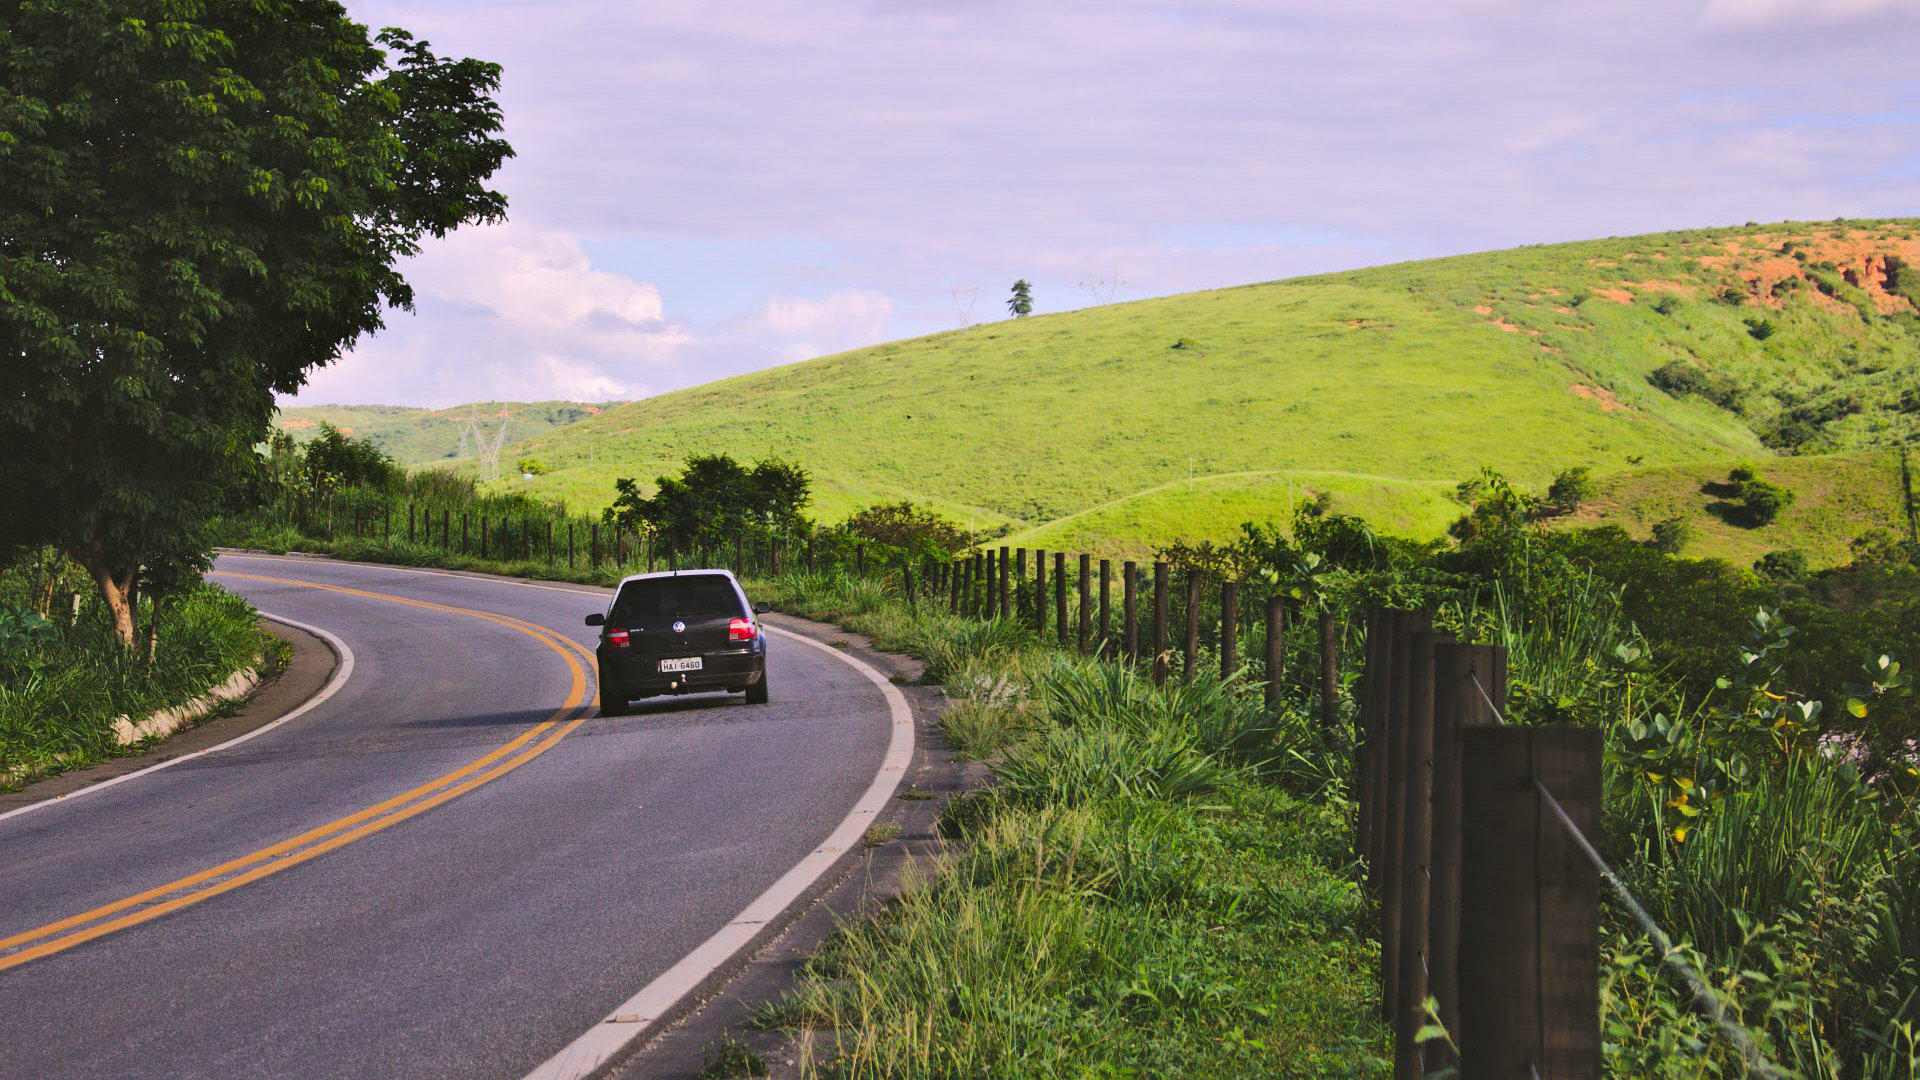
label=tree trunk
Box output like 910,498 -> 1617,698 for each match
76,551 -> 138,652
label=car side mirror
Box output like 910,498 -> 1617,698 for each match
584,613 -> 605,626
753,602 -> 770,614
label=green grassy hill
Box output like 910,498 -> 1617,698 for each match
484,219 -> 1920,567
277,401 -> 623,465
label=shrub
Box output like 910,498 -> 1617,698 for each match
1650,295 -> 1679,316
1649,516 -> 1692,554
1744,316 -> 1777,341
1753,550 -> 1808,581
1648,361 -> 1744,411
1725,467 -> 1796,527
1545,466 -> 1597,515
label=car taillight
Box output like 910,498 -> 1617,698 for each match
728,617 -> 757,642
607,627 -> 630,648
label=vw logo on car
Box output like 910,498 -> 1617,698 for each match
672,620 -> 686,633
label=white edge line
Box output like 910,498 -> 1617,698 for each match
520,624 -> 917,1080
0,613 -> 355,825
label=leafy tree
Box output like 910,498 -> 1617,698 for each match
1754,549 -> 1809,581
1007,279 -> 1033,317
842,501 -> 969,557
0,3 -> 512,648
1544,466 -> 1597,515
515,457 -> 548,477
1726,465 -> 1796,527
304,423 -> 401,491
603,454 -> 812,562
1649,516 -> 1692,554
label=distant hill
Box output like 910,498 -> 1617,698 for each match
469,219 -> 1918,568
276,401 -> 624,466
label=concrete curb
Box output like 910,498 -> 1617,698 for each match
110,666 -> 261,746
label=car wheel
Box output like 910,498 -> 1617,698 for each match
745,677 -> 769,705
601,693 -> 628,717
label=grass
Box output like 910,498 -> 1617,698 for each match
465,219 -> 1919,562
1551,449 -> 1909,569
746,571 -> 1388,1078
0,577 -> 274,788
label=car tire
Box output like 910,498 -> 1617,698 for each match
745,676 -> 769,705
601,693 -> 628,717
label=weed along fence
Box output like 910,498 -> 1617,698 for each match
1359,611 -> 1786,1080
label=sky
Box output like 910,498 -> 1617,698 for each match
289,0 -> 1920,409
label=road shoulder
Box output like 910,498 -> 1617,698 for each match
602,611 -> 989,1080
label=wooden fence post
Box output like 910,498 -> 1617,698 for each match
1265,595 -> 1286,710
480,515 -> 489,559
441,509 -> 449,550
408,505 -> 416,543
1428,643 -> 1505,1073
1220,582 -> 1239,678
1035,550 -> 1048,636
1098,559 -> 1112,657
1395,630 -> 1451,1080
568,523 -> 575,569
902,561 -> 914,608
1078,554 -> 1091,653
1183,570 -> 1201,683
1123,561 -> 1138,663
998,546 -> 1011,622
950,556 -> 963,614
1015,549 -> 1028,620
1357,609 -> 1381,862
590,523 -> 599,568
616,527 -> 625,568
1319,610 -> 1341,733
1152,561 -> 1170,685
982,549 -> 994,618
1379,610 -> 1434,1024
856,544 -> 865,577
1054,551 -> 1068,646
1459,724 -> 1602,1080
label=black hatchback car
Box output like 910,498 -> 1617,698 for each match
586,570 -> 770,715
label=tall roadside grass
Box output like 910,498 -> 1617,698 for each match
1,576 -> 272,787
1449,566 -> 1920,1077
746,571 -> 1389,1078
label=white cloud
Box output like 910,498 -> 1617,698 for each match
289,221 -> 693,407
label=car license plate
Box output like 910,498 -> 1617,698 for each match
659,657 -> 703,673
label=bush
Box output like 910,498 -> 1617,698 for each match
1648,361 -> 1744,411
1649,516 -> 1692,554
1753,549 -> 1809,581
1545,466 -> 1598,515
1744,316 -> 1777,341
1724,466 -> 1797,527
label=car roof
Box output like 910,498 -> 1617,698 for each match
611,568 -> 742,589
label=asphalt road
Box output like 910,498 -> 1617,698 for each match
0,554 -> 896,1080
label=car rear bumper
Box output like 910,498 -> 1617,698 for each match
598,646 -> 764,699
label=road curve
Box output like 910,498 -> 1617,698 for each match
0,554 -> 899,1080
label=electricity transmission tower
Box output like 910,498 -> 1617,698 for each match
951,287 -> 980,328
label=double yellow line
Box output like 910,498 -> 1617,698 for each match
0,571 -> 600,973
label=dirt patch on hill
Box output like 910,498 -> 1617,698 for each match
1696,228 -> 1920,313
1473,304 -> 1494,315
1570,384 -> 1633,412
1589,286 -> 1636,304
282,418 -> 316,430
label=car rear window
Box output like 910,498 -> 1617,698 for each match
609,575 -> 743,622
